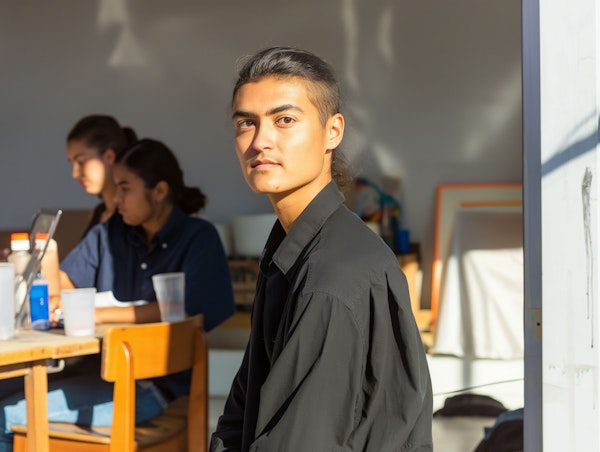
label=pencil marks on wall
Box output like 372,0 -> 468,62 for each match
581,167 -> 593,348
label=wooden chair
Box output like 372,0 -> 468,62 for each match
12,315 -> 208,452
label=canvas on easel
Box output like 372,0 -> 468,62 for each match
430,183 -> 522,328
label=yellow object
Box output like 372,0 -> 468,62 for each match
12,315 -> 208,452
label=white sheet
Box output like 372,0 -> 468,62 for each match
432,207 -> 524,359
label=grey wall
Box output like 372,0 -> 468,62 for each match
0,0 -> 522,308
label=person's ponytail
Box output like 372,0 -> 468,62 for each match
116,139 -> 208,215
122,127 -> 138,148
179,186 -> 207,215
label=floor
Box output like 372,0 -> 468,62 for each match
207,351 -> 523,451
207,315 -> 524,451
431,415 -> 495,451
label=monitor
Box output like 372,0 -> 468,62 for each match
14,208 -> 62,327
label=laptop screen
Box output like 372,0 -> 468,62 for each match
14,208 -> 62,326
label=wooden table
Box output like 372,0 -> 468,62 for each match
0,328 -> 100,452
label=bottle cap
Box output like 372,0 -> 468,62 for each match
10,232 -> 30,251
34,232 -> 50,250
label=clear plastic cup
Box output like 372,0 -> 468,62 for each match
0,263 -> 15,340
151,272 -> 185,322
61,288 -> 97,337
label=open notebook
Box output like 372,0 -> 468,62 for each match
14,208 -> 62,327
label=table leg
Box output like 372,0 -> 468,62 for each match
23,361 -> 49,452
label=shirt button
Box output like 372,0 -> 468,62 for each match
140,262 -> 148,270
162,243 -> 168,249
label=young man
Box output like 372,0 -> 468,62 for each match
211,46 -> 433,451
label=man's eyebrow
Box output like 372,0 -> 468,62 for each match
232,110 -> 256,120
232,104 -> 305,120
266,104 -> 304,116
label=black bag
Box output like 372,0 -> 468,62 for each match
473,418 -> 523,452
434,393 -> 507,418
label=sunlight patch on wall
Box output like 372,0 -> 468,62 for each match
372,141 -> 406,180
462,63 -> 521,161
98,0 -> 128,30
377,2 -> 394,66
108,28 -> 148,67
98,0 -> 148,68
341,0 -> 396,93
341,0 -> 360,92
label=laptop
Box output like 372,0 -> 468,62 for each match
14,208 -> 62,327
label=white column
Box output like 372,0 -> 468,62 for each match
525,0 -> 600,450
522,0 -> 542,449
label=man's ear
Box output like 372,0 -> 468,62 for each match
103,149 -> 116,165
326,113 -> 345,150
153,181 -> 169,203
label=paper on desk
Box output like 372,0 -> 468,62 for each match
95,291 -> 149,308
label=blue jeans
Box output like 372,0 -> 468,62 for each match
0,374 -> 166,452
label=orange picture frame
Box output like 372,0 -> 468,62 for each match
430,183 -> 523,326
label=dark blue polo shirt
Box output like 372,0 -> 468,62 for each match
60,207 -> 235,331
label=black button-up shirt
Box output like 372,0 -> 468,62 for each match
212,181 -> 433,451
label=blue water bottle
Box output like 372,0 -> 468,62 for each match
29,270 -> 50,330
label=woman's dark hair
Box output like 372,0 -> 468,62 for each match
115,138 -> 207,215
233,46 -> 353,191
67,115 -> 138,155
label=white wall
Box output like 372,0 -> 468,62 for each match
534,0 -> 600,450
0,0 -> 522,308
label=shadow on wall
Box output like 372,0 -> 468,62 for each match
0,0 -> 523,315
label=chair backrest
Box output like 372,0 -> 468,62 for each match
101,315 -> 207,452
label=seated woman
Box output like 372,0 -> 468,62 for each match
60,137 -> 234,330
0,139 -> 235,452
66,114 -> 138,234
46,115 -> 138,311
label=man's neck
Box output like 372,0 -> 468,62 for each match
270,179 -> 331,232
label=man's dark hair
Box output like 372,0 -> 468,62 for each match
233,46 -> 353,191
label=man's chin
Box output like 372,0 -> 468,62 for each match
245,179 -> 282,195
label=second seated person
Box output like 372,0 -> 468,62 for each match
0,138 -> 235,451
60,137 -> 235,330
65,114 -> 139,234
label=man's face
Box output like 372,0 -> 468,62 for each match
232,76 -> 343,209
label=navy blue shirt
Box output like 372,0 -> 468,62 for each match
61,207 -> 235,331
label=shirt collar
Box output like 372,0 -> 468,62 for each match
128,206 -> 188,249
154,206 -> 187,243
263,181 -> 345,276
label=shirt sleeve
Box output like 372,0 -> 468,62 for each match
247,285 -> 431,451
180,223 -> 235,331
210,344 -> 250,451
59,224 -> 113,291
